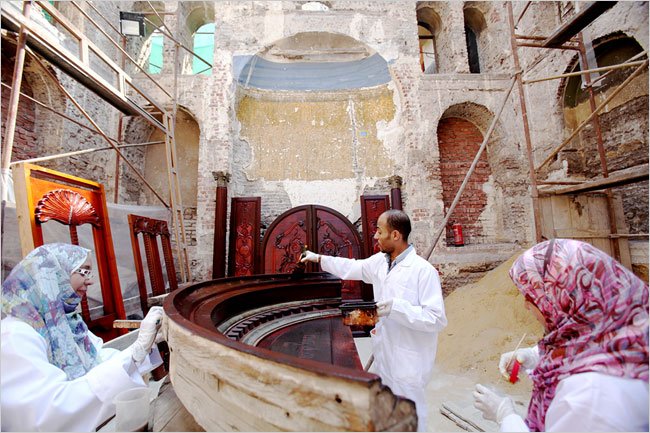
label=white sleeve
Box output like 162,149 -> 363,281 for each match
320,253 -> 383,285
545,373 -> 649,432
389,265 -> 447,332
1,319 -> 148,432
500,413 -> 530,432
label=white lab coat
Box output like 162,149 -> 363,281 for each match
1,316 -> 158,432
500,372 -> 649,432
321,248 -> 447,432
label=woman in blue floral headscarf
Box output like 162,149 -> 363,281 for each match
1,243 -> 164,431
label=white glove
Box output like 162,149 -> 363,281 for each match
131,306 -> 163,363
473,384 -> 516,423
300,250 -> 320,263
498,346 -> 539,379
377,299 -> 393,317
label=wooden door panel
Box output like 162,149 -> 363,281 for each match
262,208 -> 309,274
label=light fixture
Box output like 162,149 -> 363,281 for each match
119,11 -> 145,37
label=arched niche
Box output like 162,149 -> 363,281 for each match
434,102 -> 527,245
437,115 -> 492,245
1,38 -> 66,167
120,107 -> 199,208
233,32 -> 397,217
558,33 -> 648,234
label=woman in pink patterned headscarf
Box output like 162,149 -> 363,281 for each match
473,239 -> 648,432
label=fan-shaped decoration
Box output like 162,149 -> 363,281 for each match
35,189 -> 101,227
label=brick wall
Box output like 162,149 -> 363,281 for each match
1,47 -> 37,161
437,117 -> 491,245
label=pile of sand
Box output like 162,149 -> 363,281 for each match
427,251 -> 545,431
437,251 -> 543,388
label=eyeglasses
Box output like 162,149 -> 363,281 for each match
73,268 -> 93,279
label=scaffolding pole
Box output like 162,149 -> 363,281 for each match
27,47 -> 171,208
536,59 -> 648,171
1,0 -> 31,203
507,1 -> 543,242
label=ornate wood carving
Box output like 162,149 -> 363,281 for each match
360,195 -> 390,258
128,214 -> 178,315
261,205 -> 364,299
228,197 -> 261,277
266,211 -> 309,274
35,188 -> 100,225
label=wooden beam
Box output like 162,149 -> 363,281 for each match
0,2 -> 165,130
543,2 -> 617,48
543,163 -> 649,195
536,59 -> 648,171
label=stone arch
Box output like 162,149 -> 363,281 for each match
121,106 -> 200,206
434,102 -> 527,245
437,110 -> 492,244
182,3 -> 215,75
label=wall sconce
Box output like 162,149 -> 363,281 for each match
119,12 -> 145,37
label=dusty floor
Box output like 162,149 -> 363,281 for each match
355,251 -> 544,431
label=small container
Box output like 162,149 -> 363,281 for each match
509,359 -> 521,384
340,301 -> 378,327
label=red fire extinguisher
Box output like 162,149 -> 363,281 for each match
452,223 -> 464,247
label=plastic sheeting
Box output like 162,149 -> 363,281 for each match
1,202 -> 170,319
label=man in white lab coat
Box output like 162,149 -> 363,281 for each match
302,209 -> 447,431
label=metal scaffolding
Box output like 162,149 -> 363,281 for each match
0,0 -> 216,281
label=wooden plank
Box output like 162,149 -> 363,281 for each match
0,2 -> 165,123
548,164 -> 648,195
542,2 -> 617,48
611,195 -> 632,269
166,317 -> 416,431
539,196 -> 556,239
11,163 -> 36,257
550,196 -> 572,237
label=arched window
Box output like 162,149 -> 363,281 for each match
416,7 -> 441,74
418,24 -> 437,73
564,36 -> 645,107
192,23 -> 214,75
463,7 -> 486,74
465,26 -> 480,73
147,30 -> 164,74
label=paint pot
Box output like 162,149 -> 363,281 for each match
340,301 -> 378,327
509,359 -> 521,384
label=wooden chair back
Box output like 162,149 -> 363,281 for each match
12,163 -> 126,340
127,214 -> 178,315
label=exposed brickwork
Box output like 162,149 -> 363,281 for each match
437,117 -> 491,245
1,46 -> 37,161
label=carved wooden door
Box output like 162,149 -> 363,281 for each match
262,205 -> 365,299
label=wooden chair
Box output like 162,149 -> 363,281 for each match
127,214 -> 178,315
13,163 -> 126,340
